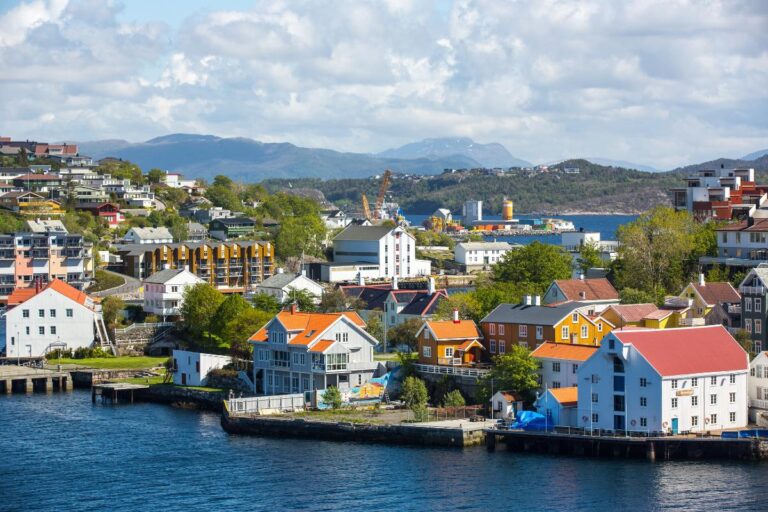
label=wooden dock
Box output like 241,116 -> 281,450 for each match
91,383 -> 149,404
0,365 -> 72,394
485,428 -> 768,461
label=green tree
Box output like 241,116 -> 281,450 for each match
101,296 -> 125,327
577,242 -> 603,274
0,211 -> 23,233
477,346 -> 539,403
396,351 -> 418,378
221,308 -> 273,346
734,329 -> 754,358
442,389 -> 466,408
434,292 -> 484,323
365,311 -> 384,343
387,318 -> 423,352
180,283 -> 225,339
322,386 -> 343,409
211,294 -> 252,336
401,376 -> 428,409
251,292 -> 281,314
275,215 -> 326,259
147,168 -> 165,184
206,184 -> 241,211
282,287 -> 317,312
492,241 -> 572,292
618,287 -> 658,305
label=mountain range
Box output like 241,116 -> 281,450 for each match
377,137 -> 531,168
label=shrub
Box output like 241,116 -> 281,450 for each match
72,346 -> 115,359
208,368 -> 238,379
322,386 -> 343,410
442,389 -> 466,408
46,348 -> 73,360
401,376 -> 428,409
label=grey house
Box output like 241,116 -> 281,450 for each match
738,264 -> 768,353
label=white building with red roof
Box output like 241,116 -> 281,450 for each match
530,342 -> 598,391
248,306 -> 380,395
577,326 -> 749,434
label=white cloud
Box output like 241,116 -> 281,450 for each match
0,0 -> 765,168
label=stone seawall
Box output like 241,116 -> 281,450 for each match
70,370 -> 154,388
137,385 -> 227,412
221,412 -> 485,448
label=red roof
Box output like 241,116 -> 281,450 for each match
612,326 -> 748,377
690,282 -> 740,305
553,278 -> 618,301
603,303 -> 659,323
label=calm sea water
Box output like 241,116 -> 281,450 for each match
405,213 -> 636,245
1,391 -> 766,511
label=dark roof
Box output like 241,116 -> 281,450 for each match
691,282 -> 740,305
341,284 -> 447,316
481,301 -> 585,325
211,217 -> 255,227
334,225 -> 395,241
144,268 -> 197,284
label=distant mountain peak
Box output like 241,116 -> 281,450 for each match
742,148 -> 768,161
145,133 -> 222,145
378,137 -> 531,168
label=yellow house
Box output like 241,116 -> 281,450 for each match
600,303 -> 694,329
678,275 -> 741,321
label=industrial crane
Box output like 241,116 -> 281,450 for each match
361,169 -> 393,220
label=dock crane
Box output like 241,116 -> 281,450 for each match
361,169 -> 393,220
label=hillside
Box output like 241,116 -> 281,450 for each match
78,134 -> 481,181
377,137 -> 531,168
668,154 -> 768,178
263,159 -> 682,215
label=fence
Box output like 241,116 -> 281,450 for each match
414,363 -> 490,378
228,394 -> 306,415
417,405 -> 483,423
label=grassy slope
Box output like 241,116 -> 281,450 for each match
53,356 -> 168,369
87,270 -> 125,293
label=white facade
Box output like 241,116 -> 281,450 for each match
748,352 -> 768,425
255,271 -> 325,304
124,227 -> 173,245
454,242 -> 515,269
173,350 -> 232,386
4,284 -> 103,357
143,269 -> 204,318
577,329 -> 749,434
163,173 -> 197,189
490,391 -> 523,420
536,356 -> 584,391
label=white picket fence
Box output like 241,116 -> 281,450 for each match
228,394 -> 306,415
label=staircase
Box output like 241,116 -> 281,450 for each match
112,322 -> 175,356
94,315 -> 117,355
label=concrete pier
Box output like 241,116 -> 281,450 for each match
0,366 -> 71,394
92,383 -> 149,405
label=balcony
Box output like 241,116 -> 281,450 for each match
750,398 -> 768,410
728,305 -> 742,314
414,363 -> 490,379
740,285 -> 765,295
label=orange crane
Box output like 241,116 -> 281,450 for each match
361,193 -> 372,220
373,169 -> 392,220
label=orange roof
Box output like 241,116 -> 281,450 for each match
6,288 -> 37,306
248,309 -> 367,346
6,279 -> 90,308
426,319 -> 482,340
549,386 -> 578,406
530,342 -> 597,362
309,339 -> 336,353
456,339 -> 485,352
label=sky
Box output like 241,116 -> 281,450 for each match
0,0 -> 766,169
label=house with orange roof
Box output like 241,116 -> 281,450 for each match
248,305 -> 380,395
530,342 -> 598,391
3,279 -> 109,357
415,310 -> 486,372
535,386 -> 578,427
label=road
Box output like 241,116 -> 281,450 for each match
92,269 -> 142,299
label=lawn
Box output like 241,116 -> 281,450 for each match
374,352 -> 400,361
87,270 -> 125,293
52,356 -> 168,369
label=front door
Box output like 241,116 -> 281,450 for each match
181,373 -> 187,385
671,417 -> 678,434
614,415 -> 625,431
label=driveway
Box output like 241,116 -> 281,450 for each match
92,269 -> 142,299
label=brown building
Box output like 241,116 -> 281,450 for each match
116,240 -> 273,293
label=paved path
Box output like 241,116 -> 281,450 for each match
153,198 -> 166,211
92,270 -> 142,298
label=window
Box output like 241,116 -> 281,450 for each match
552,381 -> 561,389
572,364 -> 578,374
691,377 -> 698,387
50,326 -> 56,335
171,285 -> 178,293
50,309 -> 56,317
671,398 -> 678,408
756,320 -> 763,335
561,326 -> 569,340
591,413 -> 599,423
710,394 -> 717,405
756,298 -> 762,312
572,313 -> 578,323
692,396 -> 698,406
498,324 -> 505,335
498,340 -> 506,353
335,332 -> 349,343
640,396 -> 647,407
581,325 -> 588,338
746,319 -> 753,333
640,377 -> 648,387
22,309 -> 29,318
490,339 -> 496,353
489,323 -> 495,335
518,325 -> 527,337
729,412 -> 736,423
710,413 -> 717,424
38,309 -> 44,318
671,379 -> 678,389
691,416 -> 699,427
711,376 -> 717,385
729,392 -> 736,403
66,309 -> 73,317
640,417 -> 647,427
745,297 -> 752,312
552,362 -> 561,373
445,347 -> 454,358
608,338 -> 615,350
729,374 -> 736,384
592,393 -> 598,403
38,326 -> 45,335
597,323 -> 603,332
423,346 -> 431,358
424,330 -> 429,339
535,326 -> 543,340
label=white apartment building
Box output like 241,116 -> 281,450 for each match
4,279 -> 107,357
163,173 -> 197,189
248,307 -> 380,395
530,342 -> 597,391
577,326 -> 749,434
143,268 -> 204,319
173,350 -> 232,386
321,225 -> 430,282
454,241 -> 517,271
748,351 -> 768,426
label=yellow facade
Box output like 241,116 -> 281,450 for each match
552,311 -> 614,346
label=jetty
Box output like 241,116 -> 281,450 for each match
0,364 -> 72,393
485,428 -> 768,461
91,382 -> 148,404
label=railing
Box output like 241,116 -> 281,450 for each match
227,394 -> 305,415
678,317 -> 706,327
113,321 -> 175,336
750,398 -> 768,409
740,286 -> 765,295
414,363 -> 490,378
437,357 -> 463,366
728,305 -> 742,314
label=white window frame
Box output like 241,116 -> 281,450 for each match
581,325 -> 588,338
535,326 -> 543,340
498,340 -> 506,354
519,325 -> 527,337
561,326 -> 569,340
423,346 -> 431,358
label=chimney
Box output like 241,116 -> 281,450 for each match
452,308 -> 460,324
392,275 -> 399,290
427,276 -> 436,295
579,291 -> 586,300
277,267 -> 285,274
357,273 -> 365,286
290,304 -> 297,315
698,273 -> 705,286
534,295 -> 541,306
579,273 -> 585,281
301,269 -> 307,277
523,295 -> 531,306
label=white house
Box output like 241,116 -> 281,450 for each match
321,225 -> 430,282
490,391 -> 524,420
577,326 -> 749,434
248,306 -> 380,395
454,241 -> 518,272
748,351 -> 768,426
3,279 -> 108,357
535,387 -> 578,427
530,342 -> 598,391
320,209 -> 351,230
143,268 -> 204,319
255,270 -> 325,304
124,227 -> 173,245
172,349 -> 232,386
163,173 -> 197,189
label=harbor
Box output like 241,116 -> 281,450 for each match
0,364 -> 72,393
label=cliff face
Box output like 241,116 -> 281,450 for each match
535,188 -> 672,215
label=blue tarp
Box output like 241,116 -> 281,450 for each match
721,429 -> 768,439
510,410 -> 552,431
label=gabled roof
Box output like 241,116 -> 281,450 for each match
611,326 -> 748,377
530,342 -> 597,362
259,272 -> 315,290
602,303 -> 659,323
482,301 -> 585,326
549,387 -> 578,407
456,241 -> 515,251
742,265 -> 768,288
333,224 -> 398,241
340,284 -> 447,317
7,279 -> 92,308
689,282 -> 740,306
423,319 -> 482,340
551,278 -> 619,301
144,268 -> 202,285
126,227 -> 173,240
248,310 -> 367,347
13,173 -> 61,181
